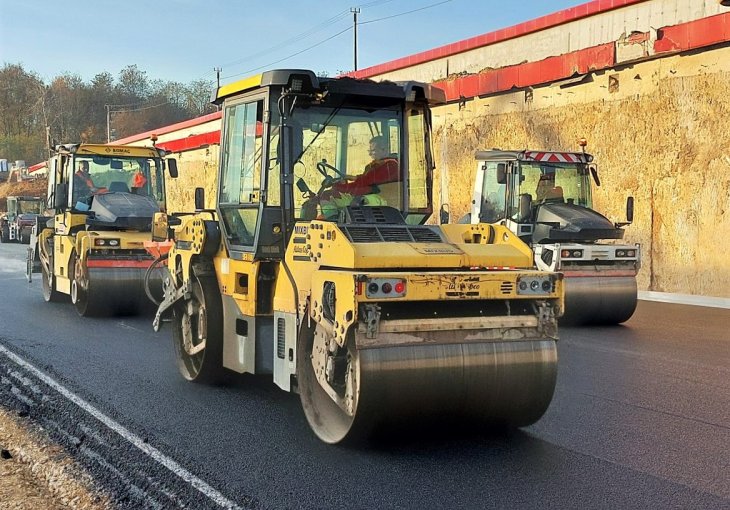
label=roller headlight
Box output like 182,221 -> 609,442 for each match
561,249 -> 583,259
517,275 -> 555,296
94,238 -> 120,247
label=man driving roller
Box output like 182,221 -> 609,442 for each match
332,135 -> 399,196
74,161 -> 99,195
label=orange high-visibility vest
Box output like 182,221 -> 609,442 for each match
75,171 -> 94,188
133,172 -> 147,188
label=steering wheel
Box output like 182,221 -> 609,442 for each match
316,160 -> 346,179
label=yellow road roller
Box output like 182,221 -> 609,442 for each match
149,70 -> 563,443
32,143 -> 177,316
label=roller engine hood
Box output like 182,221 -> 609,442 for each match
532,202 -> 624,243
86,192 -> 159,231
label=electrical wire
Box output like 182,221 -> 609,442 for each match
110,101 -> 170,113
359,0 -> 452,25
222,25 -> 353,80
203,0 -> 402,81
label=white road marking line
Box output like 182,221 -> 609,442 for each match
639,291 -> 730,309
0,343 -> 243,510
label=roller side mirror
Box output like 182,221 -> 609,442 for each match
440,204 -> 450,224
53,183 -> 68,210
590,165 -> 601,187
167,159 -> 178,178
194,187 -> 205,211
626,196 -> 634,223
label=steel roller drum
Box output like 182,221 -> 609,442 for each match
79,267 -> 163,316
299,326 -> 558,444
562,275 -> 637,325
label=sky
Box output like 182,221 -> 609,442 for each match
0,0 -> 584,86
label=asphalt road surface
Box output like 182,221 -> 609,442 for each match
0,241 -> 728,509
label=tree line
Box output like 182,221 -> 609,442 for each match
0,63 -> 217,166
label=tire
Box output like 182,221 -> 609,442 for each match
172,274 -> 224,384
297,320 -> 365,444
20,231 -> 30,244
42,262 -> 63,303
70,253 -> 103,317
0,226 -> 8,243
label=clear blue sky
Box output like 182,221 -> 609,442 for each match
0,0 -> 583,85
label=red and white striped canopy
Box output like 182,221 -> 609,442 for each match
523,152 -> 589,163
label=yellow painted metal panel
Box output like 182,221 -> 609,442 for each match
216,74 -> 264,101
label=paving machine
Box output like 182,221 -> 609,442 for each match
31,143 -> 178,316
1,196 -> 44,244
148,70 -> 563,444
461,145 -> 639,324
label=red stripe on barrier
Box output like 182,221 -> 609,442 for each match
434,43 -> 615,102
349,0 -> 647,79
157,131 -> 221,153
654,12 -> 730,54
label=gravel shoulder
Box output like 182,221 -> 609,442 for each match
0,407 -> 110,510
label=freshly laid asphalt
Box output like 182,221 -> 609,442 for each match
0,241 -> 728,509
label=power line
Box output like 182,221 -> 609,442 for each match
211,11 -> 352,74
204,0 -> 401,81
359,0 -> 452,25
109,101 -> 169,113
222,25 -> 354,80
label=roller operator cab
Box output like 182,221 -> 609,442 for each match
1,196 -> 44,244
150,70 -> 563,444
30,143 -> 178,316
464,148 -> 640,325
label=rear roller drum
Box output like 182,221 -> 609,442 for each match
172,274 -> 224,384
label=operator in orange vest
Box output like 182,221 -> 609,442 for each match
331,135 -> 399,196
74,161 -> 100,195
132,170 -> 147,190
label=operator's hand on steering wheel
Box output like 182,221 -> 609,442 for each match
321,175 -> 344,189
316,160 -> 347,179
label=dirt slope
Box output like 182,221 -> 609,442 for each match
0,179 -> 47,212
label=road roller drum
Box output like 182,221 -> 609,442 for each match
562,275 -> 637,325
299,320 -> 558,444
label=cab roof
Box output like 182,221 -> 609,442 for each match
475,149 -> 593,164
213,69 -> 445,106
53,143 -> 165,158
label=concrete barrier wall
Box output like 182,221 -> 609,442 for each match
354,0 -> 727,83
431,46 -> 730,297
114,1 -> 730,300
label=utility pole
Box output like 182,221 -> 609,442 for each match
214,68 -> 222,111
351,7 -> 360,71
106,105 -> 111,143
